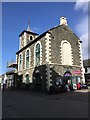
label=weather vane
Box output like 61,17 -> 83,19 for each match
28,19 -> 30,27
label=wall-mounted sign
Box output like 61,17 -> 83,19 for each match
72,70 -> 82,74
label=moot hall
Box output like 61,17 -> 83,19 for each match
7,17 -> 85,92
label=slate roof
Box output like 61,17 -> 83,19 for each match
16,25 -> 81,54
16,31 -> 47,54
19,30 -> 38,37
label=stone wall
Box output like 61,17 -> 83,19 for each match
17,24 -> 83,91
50,25 -> 81,66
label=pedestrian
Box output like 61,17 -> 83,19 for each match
77,83 -> 81,90
2,79 -> 6,91
65,84 -> 70,92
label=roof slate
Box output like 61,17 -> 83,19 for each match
19,30 -> 39,37
16,25 -> 80,54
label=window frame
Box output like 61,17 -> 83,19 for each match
25,48 -> 31,69
34,41 -> 42,67
18,53 -> 23,71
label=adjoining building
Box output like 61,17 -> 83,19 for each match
0,75 -> 2,89
15,17 -> 85,92
6,60 -> 18,89
83,59 -> 90,84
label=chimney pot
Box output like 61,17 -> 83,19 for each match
60,16 -> 68,26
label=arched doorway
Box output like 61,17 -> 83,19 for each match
63,70 -> 73,90
17,74 -> 23,89
25,74 -> 30,89
34,70 -> 41,91
26,74 -> 30,84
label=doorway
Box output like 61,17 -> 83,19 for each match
34,72 -> 41,91
17,75 -> 23,89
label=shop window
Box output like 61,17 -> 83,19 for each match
55,77 -> 63,86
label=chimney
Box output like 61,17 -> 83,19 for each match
60,16 -> 68,26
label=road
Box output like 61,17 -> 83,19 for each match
2,89 -> 88,118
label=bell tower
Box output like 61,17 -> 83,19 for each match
19,20 -> 38,50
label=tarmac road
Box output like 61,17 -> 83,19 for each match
2,89 -> 88,118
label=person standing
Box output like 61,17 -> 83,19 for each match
77,83 -> 81,90
65,84 -> 70,92
2,79 -> 6,91
3,74 -> 7,91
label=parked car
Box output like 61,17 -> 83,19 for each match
81,83 -> 88,89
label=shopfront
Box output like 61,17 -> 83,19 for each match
72,70 -> 82,83
63,70 -> 82,90
63,70 -> 72,84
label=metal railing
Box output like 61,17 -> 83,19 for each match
6,68 -> 17,73
7,60 -> 17,68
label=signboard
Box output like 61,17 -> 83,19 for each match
72,70 -> 82,74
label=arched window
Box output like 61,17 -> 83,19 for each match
26,49 -> 30,69
19,54 -> 22,70
30,36 -> 33,40
61,40 -> 73,65
26,74 -> 30,84
35,43 -> 40,66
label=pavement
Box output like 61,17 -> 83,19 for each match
2,89 -> 89,119
75,89 -> 88,93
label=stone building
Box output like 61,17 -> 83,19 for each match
16,17 -> 85,92
83,59 -> 90,83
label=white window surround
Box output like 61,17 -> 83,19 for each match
19,37 -> 22,50
24,72 -> 32,83
61,40 -> 73,65
24,32 -> 27,46
25,48 -> 31,70
34,41 -> 42,67
18,53 -> 23,71
25,72 -> 29,76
